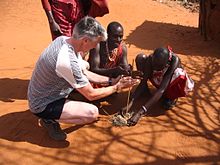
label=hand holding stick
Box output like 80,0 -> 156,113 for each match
126,59 -> 135,114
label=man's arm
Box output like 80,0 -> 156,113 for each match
76,82 -> 117,101
120,76 -> 149,115
127,56 -> 180,126
119,44 -> 129,68
88,44 -> 128,77
77,76 -> 140,101
55,52 -> 139,102
128,59 -> 152,103
41,0 -> 54,23
131,77 -> 150,100
142,55 -> 180,110
83,69 -> 109,85
118,44 -> 133,76
83,68 -> 123,87
41,0 -> 62,35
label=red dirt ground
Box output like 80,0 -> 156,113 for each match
0,0 -> 219,164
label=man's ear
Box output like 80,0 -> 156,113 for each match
82,37 -> 89,43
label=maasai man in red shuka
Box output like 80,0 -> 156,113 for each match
88,21 -> 131,85
87,21 -> 131,88
41,0 -> 109,40
122,46 -> 194,126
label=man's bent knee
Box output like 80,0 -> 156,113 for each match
84,106 -> 99,124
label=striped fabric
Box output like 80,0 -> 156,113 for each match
28,36 -> 89,114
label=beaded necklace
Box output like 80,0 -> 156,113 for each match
105,41 -> 119,62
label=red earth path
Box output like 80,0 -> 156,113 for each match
0,0 -> 219,164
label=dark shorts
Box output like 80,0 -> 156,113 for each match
35,98 -> 66,120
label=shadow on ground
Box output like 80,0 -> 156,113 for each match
0,78 -> 29,102
0,110 -> 70,148
0,20 -> 219,164
125,20 -> 220,57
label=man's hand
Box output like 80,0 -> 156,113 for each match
111,75 -> 121,85
50,21 -> 63,36
131,70 -> 143,79
127,106 -> 147,126
115,76 -> 140,93
116,66 -> 130,76
127,110 -> 142,126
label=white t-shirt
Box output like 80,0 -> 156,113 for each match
28,36 -> 89,113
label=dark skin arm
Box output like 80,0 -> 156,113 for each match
120,56 -> 150,116
120,76 -> 149,116
46,11 -> 63,36
41,0 -> 63,36
127,55 -> 180,126
88,43 -> 130,78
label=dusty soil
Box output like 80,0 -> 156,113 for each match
0,0 -> 219,164
154,0 -> 200,12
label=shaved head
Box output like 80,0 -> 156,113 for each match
152,47 -> 169,71
107,21 -> 123,34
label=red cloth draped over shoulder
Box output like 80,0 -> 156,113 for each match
41,0 -> 109,17
41,0 -> 77,11
89,0 -> 109,17
104,43 -> 123,69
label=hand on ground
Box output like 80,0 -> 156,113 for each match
127,111 -> 143,126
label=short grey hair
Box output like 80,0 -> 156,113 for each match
72,16 -> 107,41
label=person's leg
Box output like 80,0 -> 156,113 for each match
36,98 -> 67,141
36,99 -> 98,140
162,83 -> 179,110
162,68 -> 191,110
39,118 -> 67,141
162,97 -> 178,110
58,100 -> 99,125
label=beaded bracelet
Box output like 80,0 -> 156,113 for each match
141,106 -> 148,114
